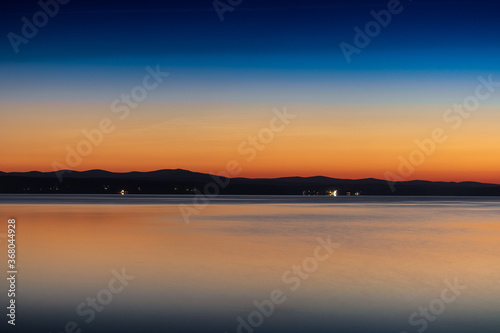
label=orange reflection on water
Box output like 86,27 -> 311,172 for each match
3,201 -> 500,319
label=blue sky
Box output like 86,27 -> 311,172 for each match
1,0 -> 499,105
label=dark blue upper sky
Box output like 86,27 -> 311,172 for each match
1,0 -> 499,66
1,0 -> 499,103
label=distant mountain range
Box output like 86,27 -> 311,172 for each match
1,169 -> 500,196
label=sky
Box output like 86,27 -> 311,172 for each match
1,0 -> 500,183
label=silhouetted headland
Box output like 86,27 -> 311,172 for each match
1,169 -> 500,196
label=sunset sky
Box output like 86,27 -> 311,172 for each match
1,0 -> 500,183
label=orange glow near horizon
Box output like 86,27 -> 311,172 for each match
1,101 -> 499,184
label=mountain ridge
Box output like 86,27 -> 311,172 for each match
1,169 -> 499,195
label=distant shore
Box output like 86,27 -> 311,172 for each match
1,169 -> 500,196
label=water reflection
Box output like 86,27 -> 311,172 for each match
0,197 -> 499,332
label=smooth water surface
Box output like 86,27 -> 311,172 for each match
0,195 -> 499,332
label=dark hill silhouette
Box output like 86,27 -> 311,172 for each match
1,169 -> 499,196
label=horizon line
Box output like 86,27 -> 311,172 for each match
2,168 -> 500,186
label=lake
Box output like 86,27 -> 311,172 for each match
0,195 -> 499,332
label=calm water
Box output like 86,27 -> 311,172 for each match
0,195 -> 499,332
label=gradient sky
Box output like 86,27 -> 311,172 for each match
1,0 -> 500,182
